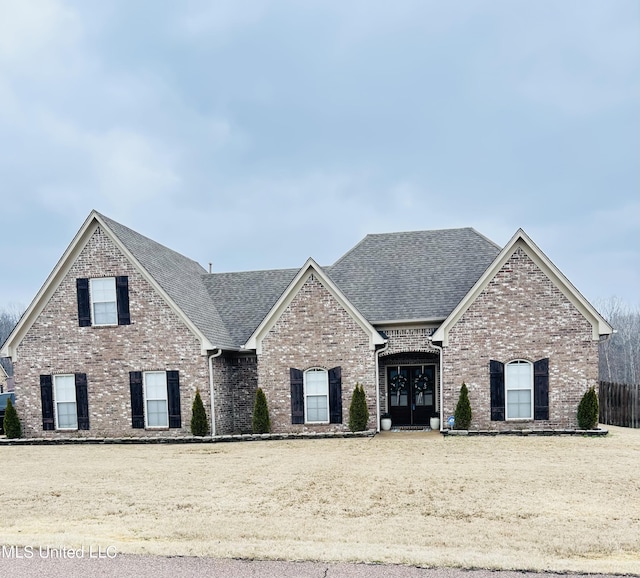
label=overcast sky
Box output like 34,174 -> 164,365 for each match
1,0 -> 638,312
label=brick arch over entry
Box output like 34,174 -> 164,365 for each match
378,351 -> 440,419
380,328 -> 439,356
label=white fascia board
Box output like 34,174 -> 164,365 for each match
372,318 -> 446,327
432,229 -> 613,346
1,211 -> 214,360
244,258 -> 386,354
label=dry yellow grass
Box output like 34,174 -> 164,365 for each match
1,426 -> 638,574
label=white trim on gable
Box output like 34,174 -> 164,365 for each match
0,211 -> 214,360
431,228 -> 613,347
244,258 -> 386,354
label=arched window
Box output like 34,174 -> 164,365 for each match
505,360 -> 533,419
304,368 -> 329,423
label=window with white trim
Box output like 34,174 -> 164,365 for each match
304,368 -> 329,423
54,375 -> 78,430
144,371 -> 168,428
506,360 -> 533,420
90,277 -> 117,325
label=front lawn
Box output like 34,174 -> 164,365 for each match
0,426 -> 638,574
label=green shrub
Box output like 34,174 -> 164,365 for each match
3,397 -> 21,439
252,388 -> 271,434
348,383 -> 369,432
577,387 -> 599,429
190,389 -> 209,436
453,383 -> 472,430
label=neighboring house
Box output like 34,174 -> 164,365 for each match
0,364 -> 7,393
0,392 -> 16,435
0,211 -> 612,438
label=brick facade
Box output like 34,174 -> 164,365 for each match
442,247 -> 599,430
377,328 -> 440,415
13,226 -> 211,437
257,274 -> 377,432
7,219 -> 605,438
212,353 -> 257,435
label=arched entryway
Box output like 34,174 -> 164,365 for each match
380,352 -> 439,427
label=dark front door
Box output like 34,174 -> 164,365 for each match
388,365 -> 436,426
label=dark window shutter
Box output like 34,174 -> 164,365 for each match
76,278 -> 91,327
290,368 -> 304,424
534,358 -> 549,420
40,374 -> 55,431
129,371 -> 144,429
490,360 -> 505,421
75,373 -> 90,430
116,276 -> 131,325
167,370 -> 181,428
328,366 -> 342,424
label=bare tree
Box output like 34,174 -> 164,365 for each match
0,304 -> 25,376
597,298 -> 640,385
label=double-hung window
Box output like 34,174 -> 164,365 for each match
54,375 -> 78,430
129,370 -> 181,429
77,276 -> 130,327
144,371 -> 169,428
90,277 -> 118,325
506,360 -> 533,419
304,369 -> 329,423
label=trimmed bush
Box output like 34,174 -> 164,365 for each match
577,387 -> 599,429
252,388 -> 271,434
3,397 -> 22,439
190,389 -> 209,436
453,383 -> 472,430
349,383 -> 369,432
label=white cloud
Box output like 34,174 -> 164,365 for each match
179,0 -> 269,39
0,0 -> 82,74
36,114 -> 182,219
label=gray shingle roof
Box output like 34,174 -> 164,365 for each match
203,269 -> 299,346
327,228 -> 501,322
98,213 -> 235,349
99,213 -> 501,349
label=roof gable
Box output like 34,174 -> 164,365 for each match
431,229 -> 613,346
1,211 -> 228,358
244,258 -> 386,354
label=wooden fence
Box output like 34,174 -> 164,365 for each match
599,381 -> 639,428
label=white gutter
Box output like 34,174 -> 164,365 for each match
208,349 -> 223,436
374,341 -> 389,432
428,336 -> 444,432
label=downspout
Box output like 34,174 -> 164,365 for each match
208,349 -> 223,437
375,341 -> 389,432
428,336 -> 444,432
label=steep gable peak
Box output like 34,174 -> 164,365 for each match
431,227 -> 613,345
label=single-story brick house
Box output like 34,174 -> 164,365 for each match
0,211 -> 612,437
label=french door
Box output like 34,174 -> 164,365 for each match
388,365 -> 436,426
